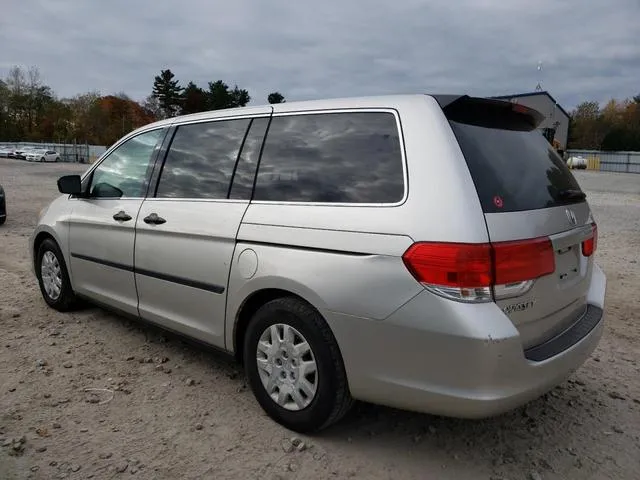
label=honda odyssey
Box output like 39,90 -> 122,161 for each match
31,94 -> 606,432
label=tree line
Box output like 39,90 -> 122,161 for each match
1,65 -> 639,151
0,66 -> 286,146
146,69 -> 286,119
568,95 -> 640,151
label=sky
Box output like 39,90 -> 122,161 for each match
1,0 -> 639,111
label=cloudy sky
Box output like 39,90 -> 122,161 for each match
2,0 -> 638,110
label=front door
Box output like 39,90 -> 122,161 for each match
68,128 -> 165,315
135,114 -> 270,348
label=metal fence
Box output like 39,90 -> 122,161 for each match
0,142 -> 107,163
567,150 -> 640,174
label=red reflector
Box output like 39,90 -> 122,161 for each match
402,243 -> 492,288
582,223 -> 597,257
403,237 -> 556,290
493,237 -> 555,284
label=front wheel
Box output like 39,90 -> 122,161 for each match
40,157 -> 45,163
36,238 -> 79,311
243,297 -> 353,433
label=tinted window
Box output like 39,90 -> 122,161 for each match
156,119 -> 250,199
450,121 -> 582,213
254,112 -> 404,203
229,117 -> 269,200
90,129 -> 164,198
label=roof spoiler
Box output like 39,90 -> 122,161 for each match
430,95 -> 545,131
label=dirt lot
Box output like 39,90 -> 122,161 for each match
1,159 -> 639,480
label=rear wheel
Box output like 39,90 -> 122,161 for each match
55,157 -> 60,163
36,238 -> 78,311
243,297 -> 353,432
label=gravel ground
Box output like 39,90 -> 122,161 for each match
0,159 -> 639,480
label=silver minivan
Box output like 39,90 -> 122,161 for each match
31,95 -> 605,432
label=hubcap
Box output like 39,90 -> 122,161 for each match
256,324 -> 318,411
41,251 -> 62,300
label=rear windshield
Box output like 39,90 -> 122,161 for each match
449,117 -> 583,214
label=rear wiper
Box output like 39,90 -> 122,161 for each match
557,189 -> 586,200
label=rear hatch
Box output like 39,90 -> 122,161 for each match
441,96 -> 597,349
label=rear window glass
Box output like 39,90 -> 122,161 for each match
254,112 -> 404,203
450,121 -> 582,213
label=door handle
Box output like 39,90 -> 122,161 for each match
143,213 -> 166,225
113,210 -> 132,222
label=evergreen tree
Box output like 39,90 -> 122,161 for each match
181,82 -> 208,114
152,69 -> 183,118
268,92 -> 285,104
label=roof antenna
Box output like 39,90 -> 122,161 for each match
535,61 -> 543,91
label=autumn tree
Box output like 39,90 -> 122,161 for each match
568,101 -> 605,149
0,67 -> 160,145
0,66 -> 56,141
268,92 -> 286,104
600,99 -> 640,151
569,96 -> 640,151
64,92 -> 101,143
152,69 -> 183,118
38,100 -> 72,142
92,95 -> 155,146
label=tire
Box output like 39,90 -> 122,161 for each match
0,216 -> 5,226
40,157 -> 45,163
243,297 -> 353,433
55,157 -> 60,163
36,238 -> 79,311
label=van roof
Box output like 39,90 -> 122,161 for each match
140,94 -> 468,131
134,93 -> 530,137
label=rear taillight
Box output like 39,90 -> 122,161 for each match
402,243 -> 492,288
493,237 -> 555,284
402,237 -> 556,303
582,223 -> 597,257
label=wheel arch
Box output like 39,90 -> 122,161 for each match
231,285 -> 328,364
31,227 -> 66,274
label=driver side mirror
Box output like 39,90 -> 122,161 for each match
57,175 -> 83,195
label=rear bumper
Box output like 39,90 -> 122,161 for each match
327,263 -> 606,418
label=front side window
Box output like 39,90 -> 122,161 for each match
89,129 -> 164,198
155,119 -> 250,199
254,112 -> 404,203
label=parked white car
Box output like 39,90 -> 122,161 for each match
25,149 -> 60,162
14,147 -> 35,159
